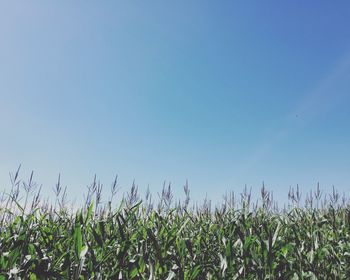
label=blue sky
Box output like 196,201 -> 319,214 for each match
1,1 -> 350,205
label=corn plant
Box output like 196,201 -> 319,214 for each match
1,170 -> 350,279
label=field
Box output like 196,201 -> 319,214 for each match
1,171 -> 350,279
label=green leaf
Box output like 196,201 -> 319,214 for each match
85,202 -> 94,225
74,221 -> 83,258
80,245 -> 88,259
130,267 -> 139,278
191,265 -> 201,279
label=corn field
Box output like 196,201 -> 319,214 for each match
1,169 -> 350,279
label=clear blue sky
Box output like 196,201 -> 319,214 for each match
1,1 -> 350,205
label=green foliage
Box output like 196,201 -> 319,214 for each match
1,177 -> 350,279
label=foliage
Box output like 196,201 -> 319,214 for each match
1,170 -> 350,279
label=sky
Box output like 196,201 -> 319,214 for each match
1,1 -> 350,206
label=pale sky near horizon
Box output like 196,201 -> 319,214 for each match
1,1 -> 350,205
